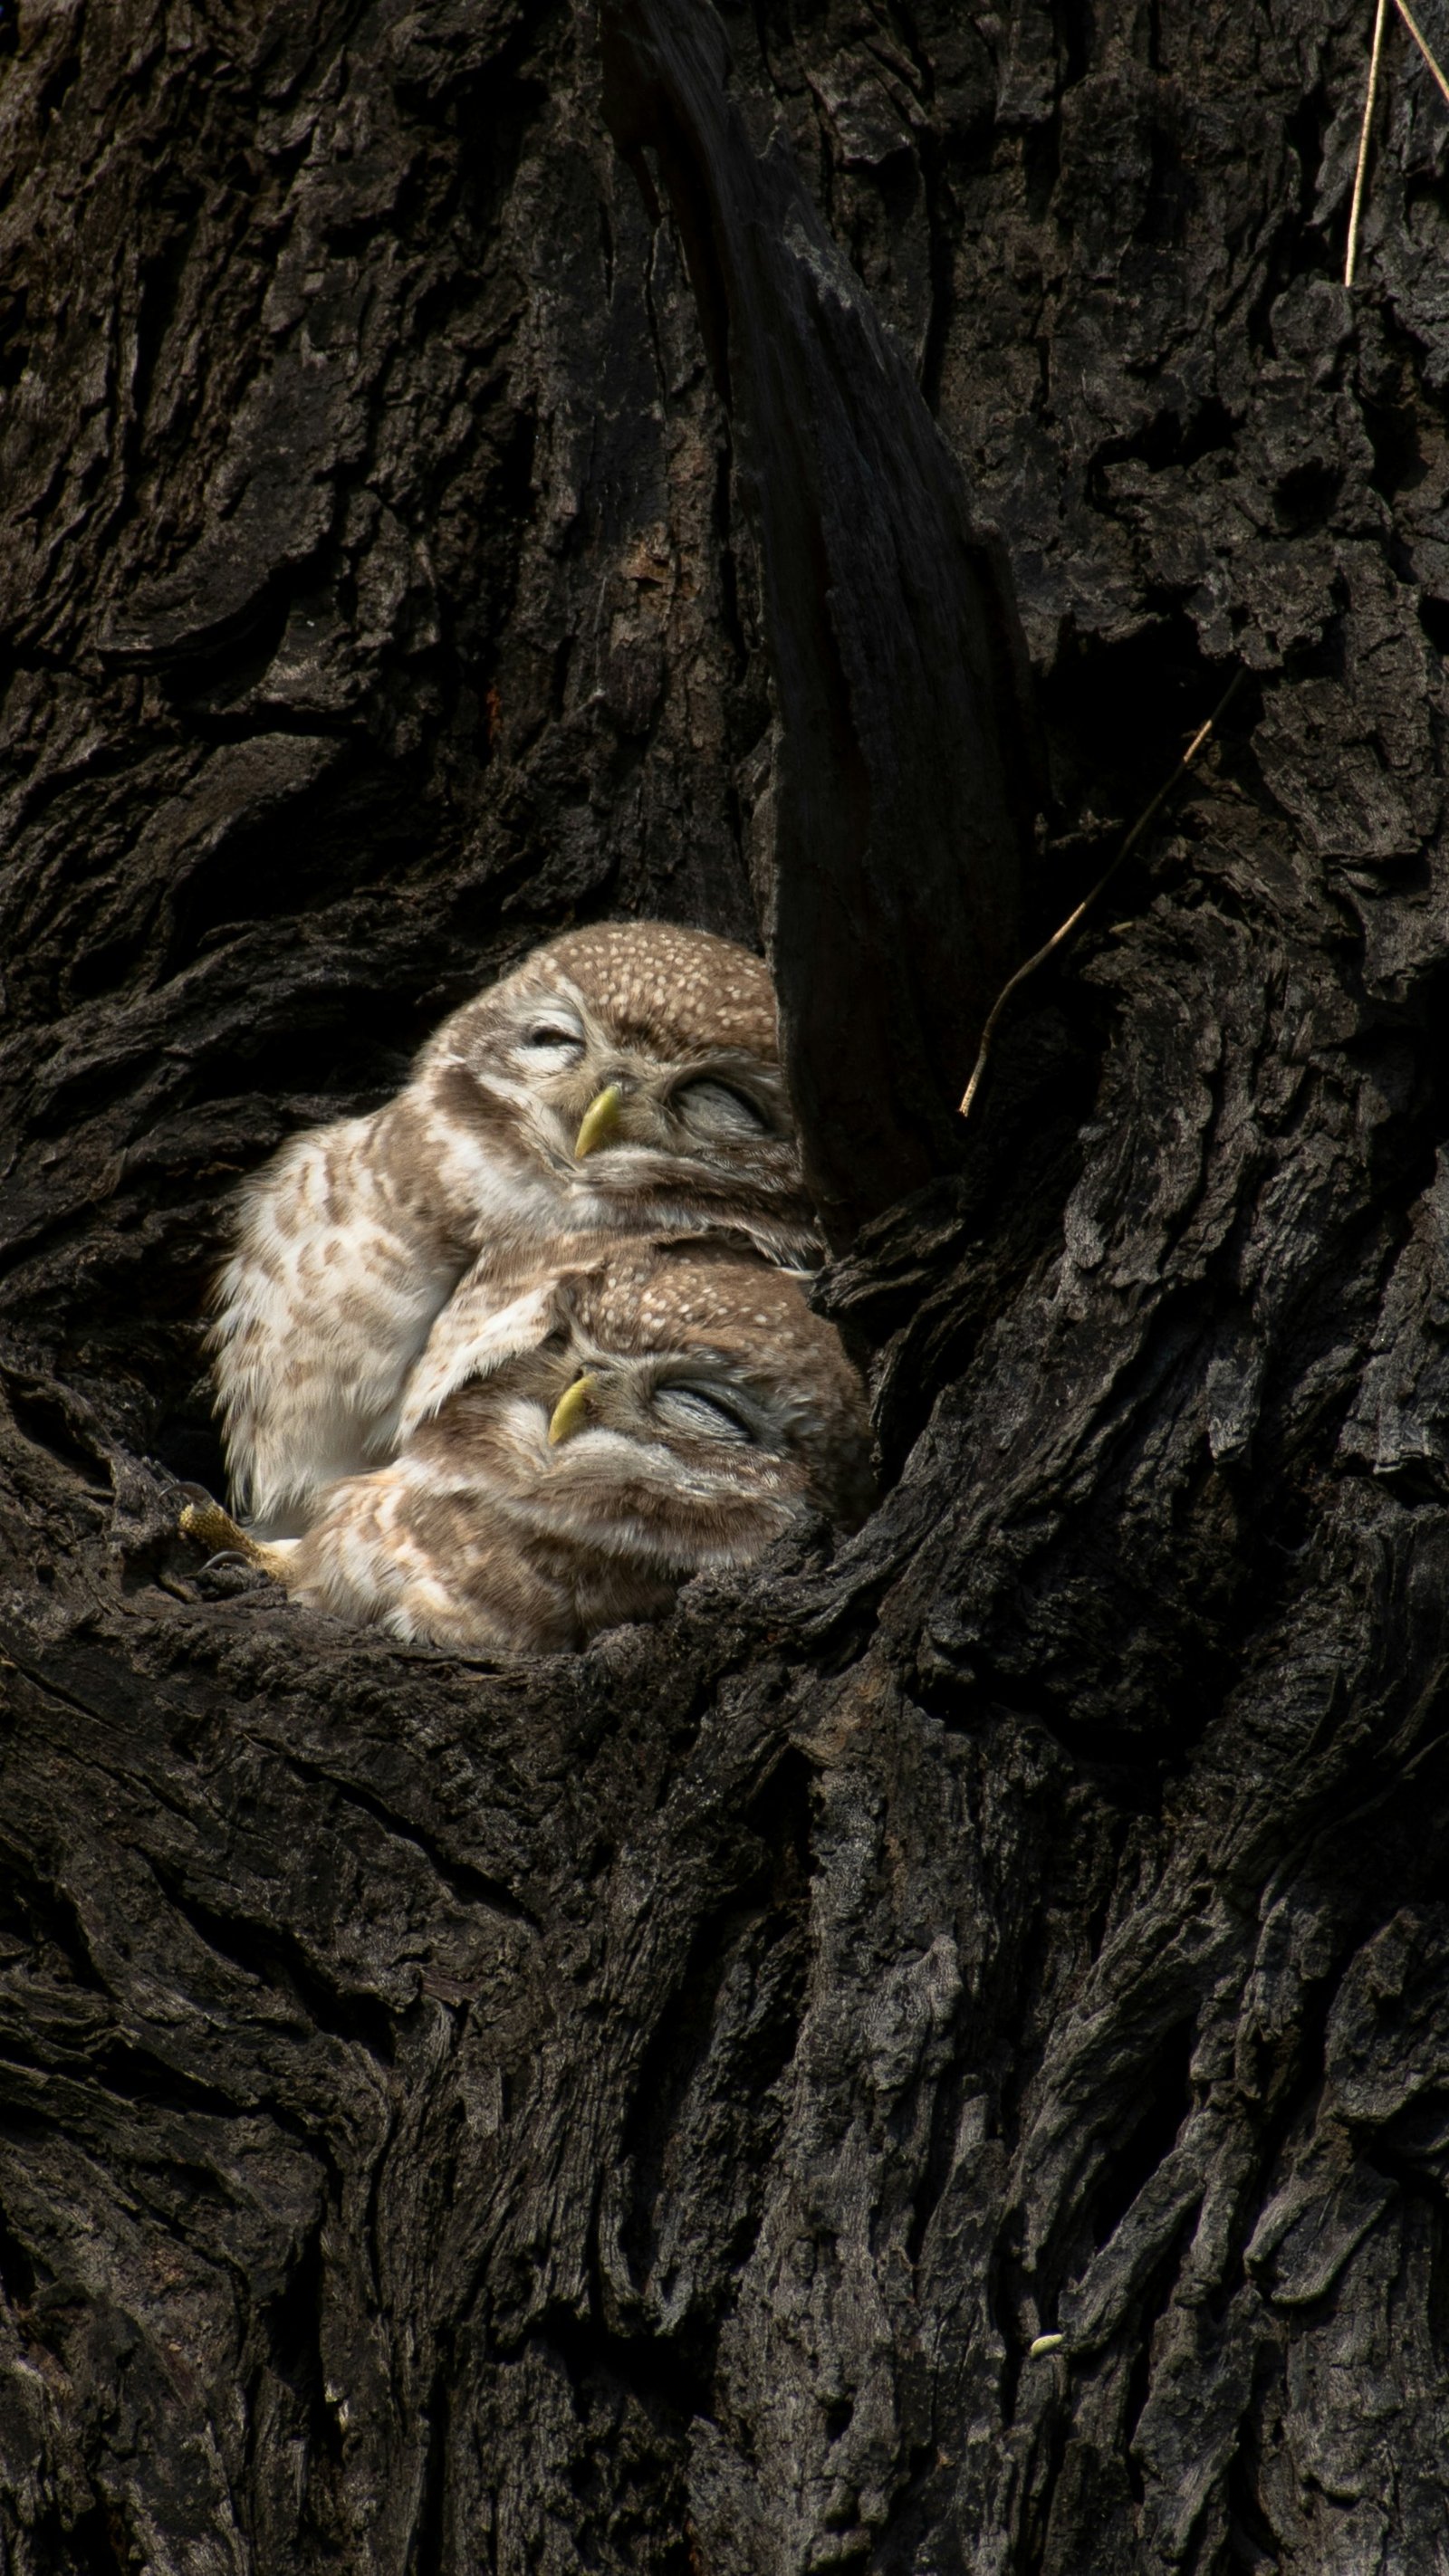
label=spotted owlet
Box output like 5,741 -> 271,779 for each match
209,923 -> 821,1535
190,1240 -> 872,1654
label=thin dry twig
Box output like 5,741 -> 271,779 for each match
957,667 -> 1247,1123
1346,0 -> 1391,286
1394,0 -> 1449,106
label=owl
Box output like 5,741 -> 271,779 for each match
209,922 -> 821,1536
187,1240 -> 873,1655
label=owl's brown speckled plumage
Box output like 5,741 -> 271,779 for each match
209,924 -> 821,1534
257,1241 -> 873,1654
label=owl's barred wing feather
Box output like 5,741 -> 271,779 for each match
395,1269 -> 571,1441
272,1435 -> 782,1655
278,1457 -> 620,1655
208,1111 -> 472,1532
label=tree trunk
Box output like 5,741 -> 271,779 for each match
3,0 -> 1449,2570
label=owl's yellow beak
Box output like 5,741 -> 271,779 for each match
573,1085 -> 623,1159
548,1374 -> 599,1445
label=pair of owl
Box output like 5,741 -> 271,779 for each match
197,923 -> 872,1655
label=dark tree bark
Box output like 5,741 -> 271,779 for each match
3,0 -> 1449,2571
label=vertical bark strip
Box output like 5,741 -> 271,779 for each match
602,0 -> 1037,1242
2,0 -> 1449,2571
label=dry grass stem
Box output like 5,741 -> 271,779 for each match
1346,0 -> 1391,285
957,667 -> 1247,1123
1394,0 -> 1449,104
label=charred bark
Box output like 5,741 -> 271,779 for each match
3,1 -> 1449,2572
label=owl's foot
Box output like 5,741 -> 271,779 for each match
178,1495 -> 280,1574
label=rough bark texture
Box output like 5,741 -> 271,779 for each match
3,1 -> 1449,2572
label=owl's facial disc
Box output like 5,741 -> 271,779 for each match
544,1355 -> 775,1464
467,980 -> 801,1221
570,1070 -> 774,1163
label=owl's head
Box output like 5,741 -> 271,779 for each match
418,922 -> 819,1264
416,1238 -> 875,1577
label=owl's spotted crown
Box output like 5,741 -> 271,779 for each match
522,921 -> 781,1058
